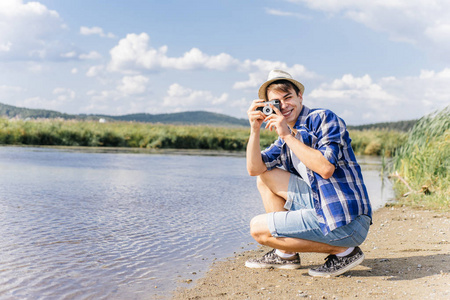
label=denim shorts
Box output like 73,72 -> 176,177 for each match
267,174 -> 371,247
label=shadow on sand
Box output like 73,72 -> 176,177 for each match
306,253 -> 449,280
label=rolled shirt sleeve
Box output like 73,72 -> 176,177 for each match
297,110 -> 347,167
261,137 -> 284,170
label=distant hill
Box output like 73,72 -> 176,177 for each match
0,102 -> 249,127
0,102 -> 417,131
97,111 -> 249,126
348,120 -> 417,132
0,102 -> 77,120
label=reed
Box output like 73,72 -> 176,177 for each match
390,106 -> 449,211
0,118 -> 408,155
0,119 -> 258,150
349,129 -> 408,157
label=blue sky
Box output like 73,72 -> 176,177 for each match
1,0 -> 449,125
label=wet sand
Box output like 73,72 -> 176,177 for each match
173,205 -> 449,299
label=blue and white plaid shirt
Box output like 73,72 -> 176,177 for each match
261,106 -> 372,235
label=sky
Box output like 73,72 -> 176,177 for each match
0,0 -> 449,125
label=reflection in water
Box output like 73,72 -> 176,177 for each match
0,147 -> 393,299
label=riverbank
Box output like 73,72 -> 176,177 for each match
0,118 -> 407,155
172,205 -> 449,299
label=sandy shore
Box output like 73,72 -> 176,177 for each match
173,205 -> 449,299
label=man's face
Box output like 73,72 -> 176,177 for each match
267,87 -> 303,127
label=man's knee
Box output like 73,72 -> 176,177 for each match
256,168 -> 290,200
256,175 -> 267,193
256,169 -> 282,193
250,214 -> 271,245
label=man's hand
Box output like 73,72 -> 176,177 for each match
246,99 -> 269,176
247,99 -> 267,131
264,104 -> 291,139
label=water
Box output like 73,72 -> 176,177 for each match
0,146 -> 394,299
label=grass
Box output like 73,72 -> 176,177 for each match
0,118 -> 407,156
349,129 -> 408,157
0,118 -> 276,151
389,106 -> 449,211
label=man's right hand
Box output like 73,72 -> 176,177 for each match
247,99 -> 266,131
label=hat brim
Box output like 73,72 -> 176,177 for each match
258,78 -> 305,100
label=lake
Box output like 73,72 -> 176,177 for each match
0,146 -> 394,299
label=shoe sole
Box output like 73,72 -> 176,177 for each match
308,253 -> 365,277
245,261 -> 301,270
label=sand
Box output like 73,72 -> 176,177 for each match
173,205 -> 449,299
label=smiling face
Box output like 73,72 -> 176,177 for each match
266,83 -> 303,127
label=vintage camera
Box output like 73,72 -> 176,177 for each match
256,100 -> 280,115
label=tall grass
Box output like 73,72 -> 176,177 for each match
390,106 -> 449,211
349,129 -> 408,157
0,118 -> 277,151
0,118 -> 407,156
0,118 -> 408,156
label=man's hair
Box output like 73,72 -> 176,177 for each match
266,80 -> 301,99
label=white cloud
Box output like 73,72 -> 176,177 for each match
61,50 -> 102,60
234,60 -> 318,91
163,83 -> 229,110
117,75 -> 149,95
27,63 -> 45,73
53,87 -> 75,101
233,72 -> 265,90
19,87 -> 75,111
108,33 -> 240,73
80,26 -> 116,38
289,0 -> 450,58
9,86 -> 75,112
0,42 -> 12,52
307,69 -> 450,124
163,48 -> 238,71
79,51 -> 102,60
309,74 -> 399,111
86,89 -> 119,103
86,65 -> 105,77
0,0 -> 69,60
265,8 -> 311,19
105,32 -> 317,95
61,51 -> 77,58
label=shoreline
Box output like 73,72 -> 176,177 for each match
172,205 -> 449,299
0,144 -> 246,157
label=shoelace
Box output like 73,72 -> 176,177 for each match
262,249 -> 277,260
323,254 -> 338,268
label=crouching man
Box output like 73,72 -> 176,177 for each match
245,70 -> 372,277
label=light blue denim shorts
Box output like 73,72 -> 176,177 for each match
267,174 -> 371,247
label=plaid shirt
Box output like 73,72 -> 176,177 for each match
261,106 -> 372,235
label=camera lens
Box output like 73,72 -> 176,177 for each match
263,106 -> 272,115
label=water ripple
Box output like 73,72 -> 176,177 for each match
0,147 -> 264,299
0,147 -> 390,299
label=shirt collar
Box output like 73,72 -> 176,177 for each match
293,105 -> 310,129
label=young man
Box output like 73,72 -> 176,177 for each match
245,69 -> 372,277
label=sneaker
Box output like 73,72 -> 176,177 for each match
245,249 -> 301,269
308,247 -> 365,277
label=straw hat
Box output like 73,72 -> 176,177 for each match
258,69 -> 305,100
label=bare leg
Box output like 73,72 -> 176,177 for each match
250,214 -> 347,254
256,168 -> 293,254
253,168 -> 347,255
257,168 -> 290,213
